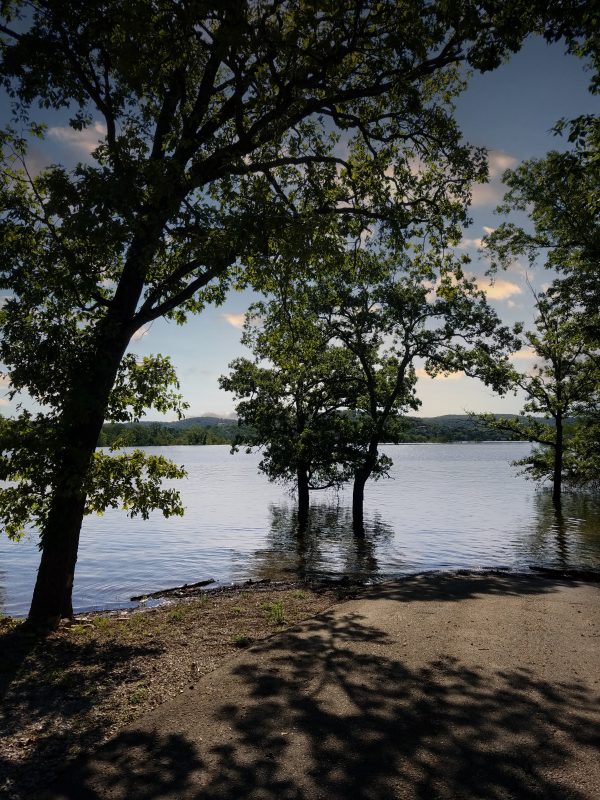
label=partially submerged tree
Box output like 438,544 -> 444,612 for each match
318,250 -> 519,522
0,1 -> 588,625
483,115 -> 600,496
476,290 -> 598,501
220,300 -> 359,518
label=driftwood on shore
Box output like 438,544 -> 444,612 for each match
130,578 -> 216,601
131,568 -> 600,603
129,574 -> 366,603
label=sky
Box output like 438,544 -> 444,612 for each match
1,35 -> 598,420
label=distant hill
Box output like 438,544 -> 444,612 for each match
385,414 -> 526,443
98,414 -> 541,447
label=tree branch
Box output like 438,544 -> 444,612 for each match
133,257 -> 233,327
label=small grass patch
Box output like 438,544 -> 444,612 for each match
267,601 -> 286,625
129,685 -> 149,706
0,613 -> 20,633
92,616 -> 111,631
69,624 -> 89,636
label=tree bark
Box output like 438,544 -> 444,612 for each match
553,412 -> 563,504
27,484 -> 87,626
27,328 -> 132,627
352,470 -> 368,530
352,441 -> 378,527
297,466 -> 310,520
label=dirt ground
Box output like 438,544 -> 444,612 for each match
0,582 -> 343,800
4,573 -> 600,800
42,572 -> 600,800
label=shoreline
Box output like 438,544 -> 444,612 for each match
6,564 -> 600,621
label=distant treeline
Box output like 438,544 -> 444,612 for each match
98,419 -> 242,447
98,414 -> 528,447
392,415 -> 523,443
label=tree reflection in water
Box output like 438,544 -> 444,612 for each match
248,502 -> 395,583
526,492 -> 600,569
0,568 -> 7,612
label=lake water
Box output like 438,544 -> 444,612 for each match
1,442 -> 599,616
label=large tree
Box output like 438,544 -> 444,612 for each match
220,297 -> 359,518
0,0 -> 587,626
315,250 -> 518,522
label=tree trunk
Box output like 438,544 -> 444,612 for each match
27,332 -> 131,627
352,442 -> 378,527
27,485 -> 88,626
26,195 -> 185,628
352,470 -> 368,530
297,466 -> 310,520
553,413 -> 563,504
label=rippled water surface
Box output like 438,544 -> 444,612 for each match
1,443 -> 599,615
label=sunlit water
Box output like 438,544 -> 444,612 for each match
1,443 -> 599,616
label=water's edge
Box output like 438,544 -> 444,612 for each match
2,443 -> 599,616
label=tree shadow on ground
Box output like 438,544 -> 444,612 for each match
0,624 -> 163,799
202,610 -> 599,799
362,570 -> 589,603
49,730 -> 204,800
46,574 -> 600,800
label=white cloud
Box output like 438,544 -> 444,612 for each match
471,183 -> 504,207
221,312 -> 246,329
476,277 -> 522,301
506,259 -> 528,277
0,397 -> 9,407
457,237 -> 483,250
510,348 -> 537,361
359,227 -> 373,244
483,226 -> 495,235
487,151 -> 518,179
131,325 -> 151,341
48,121 -> 107,155
471,151 -> 518,208
415,368 -> 464,381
